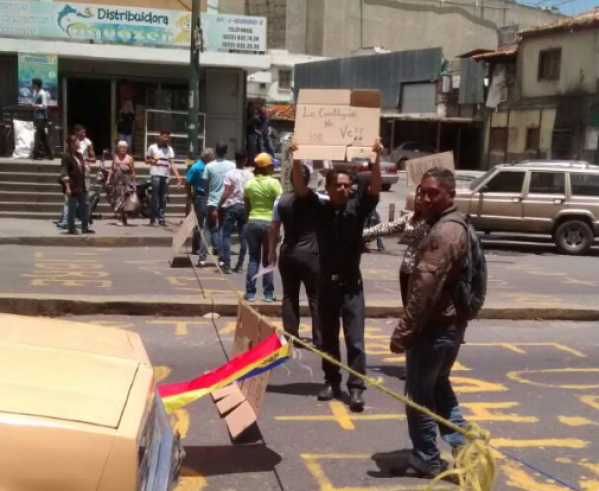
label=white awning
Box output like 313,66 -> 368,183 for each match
0,37 -> 271,73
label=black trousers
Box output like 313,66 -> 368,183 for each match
319,277 -> 366,390
33,119 -> 52,159
279,251 -> 321,348
400,271 -> 411,307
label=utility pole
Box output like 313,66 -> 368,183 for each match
188,0 -> 201,159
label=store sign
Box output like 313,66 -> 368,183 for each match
203,13 -> 266,53
0,1 -> 266,51
18,53 -> 58,107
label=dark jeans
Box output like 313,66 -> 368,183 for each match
150,176 -> 169,222
222,203 -> 248,269
319,277 -> 366,390
405,330 -> 467,466
67,192 -> 90,232
246,220 -> 274,295
206,204 -> 223,261
33,119 -> 52,159
260,135 -> 275,156
279,251 -> 321,347
192,194 -> 207,259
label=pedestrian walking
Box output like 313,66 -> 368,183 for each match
389,167 -> 484,478
246,105 -> 261,165
363,185 -> 429,305
268,163 -> 322,348
217,150 -> 253,274
203,141 -> 236,265
107,140 -> 136,226
60,134 -> 93,235
290,138 -> 383,412
30,78 -> 53,160
117,97 -> 135,149
146,130 -> 181,226
187,148 -> 215,266
243,152 -> 282,302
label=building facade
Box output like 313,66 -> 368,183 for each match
0,0 -> 267,158
246,0 -> 560,60
480,9 -> 599,167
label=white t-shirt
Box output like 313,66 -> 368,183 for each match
223,168 -> 253,208
147,143 -> 175,177
78,138 -> 92,161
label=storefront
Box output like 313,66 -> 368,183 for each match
0,1 -> 269,159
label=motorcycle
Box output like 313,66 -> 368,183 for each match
136,178 -> 152,219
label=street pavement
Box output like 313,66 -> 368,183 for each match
1,241 -> 599,317
65,314 -> 599,491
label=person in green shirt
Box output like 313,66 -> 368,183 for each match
243,152 -> 283,302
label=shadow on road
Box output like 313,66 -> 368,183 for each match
267,382 -> 322,397
182,444 -> 282,476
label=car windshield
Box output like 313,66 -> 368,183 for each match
469,169 -> 495,190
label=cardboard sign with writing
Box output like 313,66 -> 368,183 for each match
294,89 -> 380,162
406,152 -> 455,185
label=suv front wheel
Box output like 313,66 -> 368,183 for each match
553,219 -> 594,255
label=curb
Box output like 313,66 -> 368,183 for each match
1,295 -> 599,321
0,236 -> 174,247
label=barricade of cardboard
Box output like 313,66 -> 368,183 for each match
211,303 -> 276,440
294,89 -> 381,162
406,151 -> 456,186
169,212 -> 196,267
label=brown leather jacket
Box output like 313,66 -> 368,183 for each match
390,206 -> 468,351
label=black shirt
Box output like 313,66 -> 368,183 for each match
305,190 -> 378,281
277,192 -> 319,255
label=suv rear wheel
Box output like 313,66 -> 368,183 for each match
553,219 -> 594,255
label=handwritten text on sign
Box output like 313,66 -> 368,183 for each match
297,105 -> 372,146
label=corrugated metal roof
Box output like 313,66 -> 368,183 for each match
521,7 -> 599,36
472,44 -> 518,60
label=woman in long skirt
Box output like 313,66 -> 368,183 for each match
108,140 -> 136,226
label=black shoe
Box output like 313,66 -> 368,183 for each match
221,265 -> 231,274
67,229 -> 78,235
349,389 -> 365,413
159,220 -> 166,226
232,265 -> 244,273
407,454 -> 449,478
82,229 -> 96,234
317,383 -> 342,401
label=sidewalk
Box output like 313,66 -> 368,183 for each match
0,217 -> 178,246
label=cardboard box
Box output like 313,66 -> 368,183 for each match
406,151 -> 455,186
294,89 -> 381,162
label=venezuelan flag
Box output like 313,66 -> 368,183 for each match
158,332 -> 291,412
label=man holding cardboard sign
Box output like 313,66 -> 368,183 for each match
289,137 -> 383,413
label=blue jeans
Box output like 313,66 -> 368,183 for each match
150,176 -> 169,222
245,220 -> 274,295
222,203 -> 248,269
405,330 -> 467,466
192,195 -> 208,259
67,192 -> 90,232
206,205 -> 223,261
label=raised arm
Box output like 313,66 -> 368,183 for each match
289,139 -> 309,197
363,214 -> 410,242
367,139 -> 384,197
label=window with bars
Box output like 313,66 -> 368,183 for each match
538,48 -> 561,81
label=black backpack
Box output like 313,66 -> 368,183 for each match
437,212 -> 487,320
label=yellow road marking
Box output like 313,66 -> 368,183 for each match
462,402 -> 538,423
276,402 -> 404,430
301,454 -> 451,491
170,409 -> 190,439
492,438 -> 588,448
175,467 -> 207,491
466,342 -> 586,357
154,366 -> 172,383
558,416 -> 598,427
580,395 -> 599,411
451,376 -> 508,394
147,320 -> 208,336
507,368 -> 599,390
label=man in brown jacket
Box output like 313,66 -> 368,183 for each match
389,167 -> 468,478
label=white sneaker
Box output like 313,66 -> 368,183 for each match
197,260 -> 207,268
